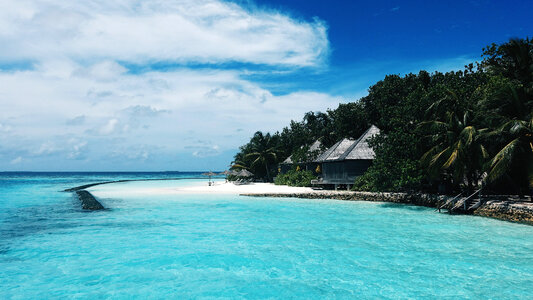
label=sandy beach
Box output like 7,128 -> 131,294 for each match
179,181 -> 315,194
88,180 -> 315,198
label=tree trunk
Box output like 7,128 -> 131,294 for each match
265,162 -> 271,182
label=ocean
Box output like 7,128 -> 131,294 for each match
1,172 -> 532,299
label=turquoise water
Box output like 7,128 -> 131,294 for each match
1,173 -> 533,299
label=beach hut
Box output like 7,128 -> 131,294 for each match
237,169 -> 253,177
314,125 -> 380,189
279,140 -> 323,174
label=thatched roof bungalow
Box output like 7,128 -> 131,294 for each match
279,140 -> 323,173
314,125 -> 380,188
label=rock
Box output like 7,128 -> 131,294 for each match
241,191 -> 533,226
76,190 -> 104,210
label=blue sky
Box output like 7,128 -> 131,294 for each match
0,0 -> 531,171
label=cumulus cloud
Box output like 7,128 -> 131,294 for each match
0,0 -> 339,170
99,119 -> 120,135
0,0 -> 328,67
0,64 -> 339,169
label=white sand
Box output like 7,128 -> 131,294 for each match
178,182 -> 314,194
88,180 -> 314,198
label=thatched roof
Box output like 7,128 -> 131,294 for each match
315,125 -> 380,162
236,169 -> 253,177
342,125 -> 380,160
314,138 -> 355,162
281,140 -> 322,164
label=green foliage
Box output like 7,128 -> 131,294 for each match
291,145 -> 323,164
232,131 -> 279,182
480,37 -> 533,193
274,169 -> 317,187
234,37 -> 533,194
352,131 -> 423,192
420,113 -> 489,190
328,102 -> 369,140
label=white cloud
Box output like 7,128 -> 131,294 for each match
86,61 -> 128,80
121,105 -> 170,118
0,0 -> 328,67
99,119 -> 120,135
68,140 -> 88,159
34,141 -> 59,155
0,0 -> 337,170
0,64 -> 339,167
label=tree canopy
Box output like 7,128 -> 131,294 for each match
232,37 -> 532,195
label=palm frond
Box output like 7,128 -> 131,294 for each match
480,145 -> 489,160
486,138 -> 520,183
442,143 -> 460,169
421,145 -> 439,164
230,163 -> 248,170
429,147 -> 450,168
252,156 -> 262,167
418,120 -> 448,132
461,126 -> 475,146
244,152 -> 260,158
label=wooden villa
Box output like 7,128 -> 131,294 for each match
279,140 -> 323,174
313,125 -> 380,189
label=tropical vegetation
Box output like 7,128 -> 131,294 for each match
274,169 -> 316,187
232,37 -> 532,195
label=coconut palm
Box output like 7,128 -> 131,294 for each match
480,49 -> 533,193
421,111 -> 489,191
244,131 -> 279,182
230,160 -> 249,171
485,117 -> 533,192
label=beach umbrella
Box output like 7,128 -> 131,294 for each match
237,169 -> 253,177
218,170 -> 231,176
202,171 -> 217,184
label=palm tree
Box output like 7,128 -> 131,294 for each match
230,160 -> 249,171
421,111 -> 489,191
485,116 -> 533,193
244,132 -> 279,182
480,44 -> 533,194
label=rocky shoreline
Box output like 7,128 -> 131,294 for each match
241,191 -> 533,225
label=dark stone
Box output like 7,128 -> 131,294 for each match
75,190 -> 104,210
241,191 -> 533,226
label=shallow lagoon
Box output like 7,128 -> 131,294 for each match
1,173 -> 533,299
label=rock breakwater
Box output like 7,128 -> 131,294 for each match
242,191 -> 533,225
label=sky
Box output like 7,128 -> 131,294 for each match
0,0 -> 531,171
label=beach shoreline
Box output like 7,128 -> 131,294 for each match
79,180 -> 533,225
